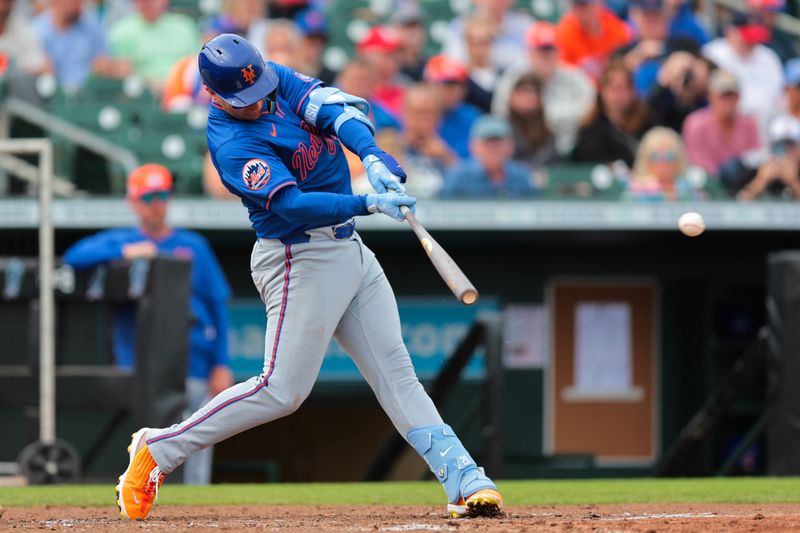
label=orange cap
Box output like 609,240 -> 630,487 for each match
526,21 -> 557,49
127,163 -> 173,199
423,55 -> 469,83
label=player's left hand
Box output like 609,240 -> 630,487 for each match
363,152 -> 407,194
209,365 -> 234,397
366,192 -> 416,221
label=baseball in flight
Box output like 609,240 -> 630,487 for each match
678,212 -> 705,237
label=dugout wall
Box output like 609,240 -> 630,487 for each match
0,226 -> 779,480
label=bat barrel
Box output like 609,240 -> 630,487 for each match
401,207 -> 479,306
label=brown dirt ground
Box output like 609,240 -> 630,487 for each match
1,503 -> 799,532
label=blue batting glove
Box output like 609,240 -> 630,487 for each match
362,151 -> 407,194
365,192 -> 417,221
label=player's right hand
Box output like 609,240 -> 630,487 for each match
122,241 -> 158,259
365,192 -> 416,221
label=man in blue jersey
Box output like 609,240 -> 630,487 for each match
64,163 -> 232,486
115,34 -> 503,521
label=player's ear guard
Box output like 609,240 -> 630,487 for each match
199,33 -> 279,108
265,89 -> 278,114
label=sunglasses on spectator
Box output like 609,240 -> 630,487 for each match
648,150 -> 677,162
138,191 -> 170,204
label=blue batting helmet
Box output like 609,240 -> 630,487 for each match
198,33 -> 279,108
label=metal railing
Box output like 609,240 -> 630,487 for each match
0,97 -> 139,195
706,0 -> 800,36
0,139 -> 56,449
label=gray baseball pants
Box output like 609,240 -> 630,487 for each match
182,377 -> 212,485
146,226 -> 443,474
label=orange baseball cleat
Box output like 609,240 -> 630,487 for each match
115,428 -> 166,520
448,488 -> 504,518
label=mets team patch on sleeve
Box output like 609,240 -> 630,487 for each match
242,159 -> 271,191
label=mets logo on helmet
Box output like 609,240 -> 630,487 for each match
242,159 -> 270,190
242,64 -> 256,85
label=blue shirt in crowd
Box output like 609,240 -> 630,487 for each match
371,101 -> 401,132
440,159 -> 537,199
33,10 -> 109,90
63,228 -> 231,380
439,103 -> 482,159
669,3 -> 709,46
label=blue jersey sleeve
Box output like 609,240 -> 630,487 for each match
270,185 -> 368,226
63,229 -> 127,270
213,136 -> 297,210
270,62 -> 323,119
270,62 -> 382,159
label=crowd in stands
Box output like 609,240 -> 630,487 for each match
2,0 -> 800,202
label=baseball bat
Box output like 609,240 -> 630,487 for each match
400,206 -> 479,305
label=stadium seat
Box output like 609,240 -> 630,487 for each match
540,164 -> 623,200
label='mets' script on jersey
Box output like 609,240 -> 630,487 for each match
207,63 -> 352,240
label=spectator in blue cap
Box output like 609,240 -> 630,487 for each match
440,115 -> 536,199
784,59 -> 800,121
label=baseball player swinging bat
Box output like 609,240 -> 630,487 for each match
400,206 -> 478,305
115,33 -> 503,523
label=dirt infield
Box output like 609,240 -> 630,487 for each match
1,503 -> 797,532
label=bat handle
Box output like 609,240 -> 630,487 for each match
399,206 -> 412,217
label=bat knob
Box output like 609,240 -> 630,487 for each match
460,290 -> 479,306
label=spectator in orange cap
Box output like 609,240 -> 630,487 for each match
555,0 -> 633,79
357,25 -> 409,120
424,54 -> 484,159
746,0 -> 797,63
493,20 -> 595,155
63,163 -> 233,486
